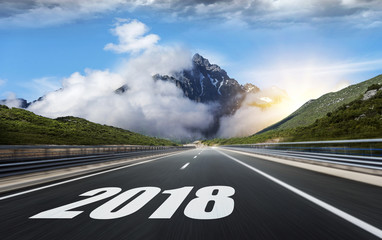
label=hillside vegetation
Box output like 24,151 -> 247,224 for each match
204,84 -> 382,145
0,106 -> 177,146
259,74 -> 382,133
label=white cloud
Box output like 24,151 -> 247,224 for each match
2,92 -> 24,108
104,19 -> 160,54
1,0 -> 382,28
218,87 -> 292,138
247,58 -> 382,81
28,20 -> 213,140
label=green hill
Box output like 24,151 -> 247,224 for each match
0,105 -> 177,146
288,84 -> 382,141
258,74 -> 382,133
203,83 -> 382,145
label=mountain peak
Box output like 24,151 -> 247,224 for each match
119,53 -> 260,137
192,53 -> 222,73
192,53 -> 210,66
192,53 -> 205,62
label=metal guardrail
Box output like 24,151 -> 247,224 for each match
232,138 -> 382,145
0,145 -> 186,162
224,139 -> 382,157
228,148 -> 382,171
223,139 -> 382,173
0,145 -> 194,177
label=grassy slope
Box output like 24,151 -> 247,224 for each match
259,74 -> 382,133
290,85 -> 382,141
0,105 -> 177,146
203,84 -> 382,145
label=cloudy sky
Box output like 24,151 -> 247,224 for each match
1,0 -> 382,100
1,0 -> 382,139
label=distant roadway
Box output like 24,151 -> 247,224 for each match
1,147 -> 381,240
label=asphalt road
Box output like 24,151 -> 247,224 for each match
1,147 -> 381,240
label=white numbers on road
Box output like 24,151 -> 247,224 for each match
90,187 -> 161,219
30,187 -> 122,219
149,187 -> 194,219
30,186 -> 235,220
184,186 -> 235,220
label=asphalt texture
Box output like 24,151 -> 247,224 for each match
0,147 -> 381,240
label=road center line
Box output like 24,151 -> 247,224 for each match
0,150 -> 190,201
194,156 -> 197,159
215,148 -> 382,239
180,163 -> 190,170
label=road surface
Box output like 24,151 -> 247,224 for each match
1,147 -> 381,240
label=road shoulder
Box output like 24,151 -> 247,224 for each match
221,148 -> 382,187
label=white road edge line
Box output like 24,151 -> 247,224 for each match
180,163 -> 190,170
0,150 -> 189,201
215,148 -> 382,239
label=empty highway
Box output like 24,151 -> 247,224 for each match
1,148 -> 381,240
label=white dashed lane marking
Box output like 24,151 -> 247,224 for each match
180,163 -> 190,170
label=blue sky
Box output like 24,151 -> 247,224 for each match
1,0 -> 382,103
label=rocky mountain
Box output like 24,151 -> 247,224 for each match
154,54 -> 257,103
118,53 -> 259,106
258,74 -> 382,134
154,54 -> 255,135
118,53 -> 260,137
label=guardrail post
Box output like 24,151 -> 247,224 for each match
369,145 -> 372,157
